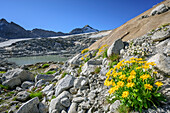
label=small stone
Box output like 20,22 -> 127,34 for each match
72,97 -> 85,103
60,97 -> 71,107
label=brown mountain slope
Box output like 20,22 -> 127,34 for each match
89,0 -> 170,50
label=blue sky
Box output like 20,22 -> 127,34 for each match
0,0 -> 163,33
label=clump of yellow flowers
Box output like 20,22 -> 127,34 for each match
97,44 -> 108,55
81,48 -> 89,54
105,57 -> 165,112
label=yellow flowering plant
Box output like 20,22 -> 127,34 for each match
104,57 -> 166,112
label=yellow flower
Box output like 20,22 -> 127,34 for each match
123,68 -> 125,70
128,75 -> 135,81
118,72 -> 123,75
122,91 -> 129,98
136,67 -> 141,70
119,74 -> 127,80
140,74 -> 151,81
153,71 -> 158,74
130,70 -> 136,76
108,87 -> 116,94
84,53 -> 89,58
81,48 -> 89,54
144,84 -> 153,90
81,57 -> 84,60
117,81 -> 124,87
149,62 -> 156,66
130,57 -> 136,60
155,81 -> 163,87
142,65 -> 150,69
126,82 -> 135,88
137,58 -> 143,61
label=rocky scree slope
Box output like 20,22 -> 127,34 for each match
0,24 -> 170,113
89,0 -> 170,50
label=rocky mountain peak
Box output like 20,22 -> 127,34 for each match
0,18 -> 9,25
69,25 -> 99,34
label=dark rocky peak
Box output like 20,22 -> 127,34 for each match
0,18 -> 9,25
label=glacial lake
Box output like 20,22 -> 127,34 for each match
7,55 -> 68,66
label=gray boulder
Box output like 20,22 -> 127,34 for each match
16,91 -> 30,102
35,74 -> 55,82
42,84 -> 54,94
150,4 -> 168,16
107,39 -> 124,57
148,53 -> 170,75
109,100 -> 121,112
80,59 -> 102,75
49,91 -> 71,113
2,77 -> 21,88
60,97 -> 71,107
55,75 -> 75,96
21,81 -> 34,89
68,103 -> 78,113
16,97 -> 39,113
68,53 -> 82,67
74,76 -> 88,89
151,28 -> 170,42
39,102 -> 48,113
1,68 -> 34,88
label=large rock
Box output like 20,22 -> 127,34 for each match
1,68 -> 34,88
68,53 -> 82,67
16,91 -> 30,102
74,76 -> 88,89
148,53 -> 170,75
55,75 -> 75,96
49,91 -> 72,113
80,59 -> 102,75
68,103 -> 78,113
150,4 -> 168,16
39,102 -> 48,113
151,27 -> 170,42
107,39 -> 124,57
42,84 -> 54,94
35,74 -> 55,82
16,97 -> 39,113
2,77 -> 21,88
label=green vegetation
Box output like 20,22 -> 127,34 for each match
161,23 -> 170,28
45,70 -> 56,75
0,84 -> 9,90
29,92 -> 43,99
108,61 -> 118,68
12,97 -> 17,101
93,49 -> 99,57
103,49 -> 108,58
108,53 -> 120,62
84,57 -> 90,63
117,105 -> 130,113
15,105 -> 19,109
52,95 -> 56,99
42,64 -> 50,68
95,66 -> 101,74
0,71 -> 6,74
105,58 -> 166,112
62,72 -> 67,78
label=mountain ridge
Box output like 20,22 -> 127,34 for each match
0,18 -> 99,39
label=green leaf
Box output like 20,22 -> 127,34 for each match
144,103 -> 148,108
133,93 -> 137,97
154,93 -> 161,97
137,96 -> 142,102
